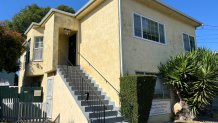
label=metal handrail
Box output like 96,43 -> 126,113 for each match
58,50 -> 107,105
78,52 -> 120,94
58,50 -> 106,123
78,52 -> 139,122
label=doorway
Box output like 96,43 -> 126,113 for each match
68,34 -> 77,66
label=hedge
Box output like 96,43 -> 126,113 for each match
120,75 -> 156,123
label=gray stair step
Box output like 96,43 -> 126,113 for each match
89,111 -> 118,118
91,116 -> 124,123
58,65 -> 125,122
69,82 -> 95,88
63,74 -> 89,79
78,95 -> 105,100
71,86 -> 98,91
63,72 -> 87,78
85,105 -> 113,112
66,78 -> 91,83
74,90 -> 101,95
81,100 -> 109,106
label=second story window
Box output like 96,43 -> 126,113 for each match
33,36 -> 43,61
133,13 -> 166,44
183,33 -> 196,51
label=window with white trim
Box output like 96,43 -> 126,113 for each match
136,71 -> 170,99
33,36 -> 43,61
183,33 -> 196,51
133,13 -> 166,44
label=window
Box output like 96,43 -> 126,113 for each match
25,39 -> 31,64
183,33 -> 196,51
134,14 -> 142,37
133,13 -> 166,44
33,37 -> 43,61
135,71 -> 170,99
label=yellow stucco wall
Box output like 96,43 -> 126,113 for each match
79,0 -> 121,107
54,13 -> 79,67
43,14 -> 55,73
18,27 -> 44,91
25,27 -> 44,76
18,52 -> 26,92
121,0 -> 196,74
121,0 -> 196,122
52,72 -> 88,123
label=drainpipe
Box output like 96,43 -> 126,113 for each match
118,0 -> 124,77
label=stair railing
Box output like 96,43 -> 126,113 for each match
78,52 -> 139,123
58,50 -> 106,123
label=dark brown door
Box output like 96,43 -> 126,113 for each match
68,34 -> 77,66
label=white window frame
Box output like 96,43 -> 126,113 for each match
132,12 -> 167,45
182,33 -> 196,52
33,36 -> 43,61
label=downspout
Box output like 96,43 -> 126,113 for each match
118,0 -> 124,76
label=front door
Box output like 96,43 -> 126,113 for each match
68,34 -> 77,66
46,77 -> 53,118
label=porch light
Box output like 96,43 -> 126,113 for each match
64,28 -> 72,36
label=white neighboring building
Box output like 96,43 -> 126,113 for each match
0,71 -> 15,86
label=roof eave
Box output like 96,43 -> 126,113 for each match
24,9 -> 75,35
154,0 -> 203,27
75,0 -> 96,17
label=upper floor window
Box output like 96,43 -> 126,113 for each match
133,13 -> 166,44
33,36 -> 43,61
183,33 -> 196,51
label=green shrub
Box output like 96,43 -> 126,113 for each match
120,75 -> 156,123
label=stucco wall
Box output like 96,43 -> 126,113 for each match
25,27 -> 44,76
79,0 -> 121,107
52,72 -> 88,123
121,0 -> 196,74
121,0 -> 196,122
58,31 -> 69,65
18,52 -> 26,92
54,13 -> 79,66
43,14 -> 55,73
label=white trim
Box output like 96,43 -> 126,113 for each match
33,36 -> 44,61
132,12 -> 167,45
32,60 -> 43,62
118,0 -> 124,76
133,36 -> 167,46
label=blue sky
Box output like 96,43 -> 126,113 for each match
0,0 -> 217,51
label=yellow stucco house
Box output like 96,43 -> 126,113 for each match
18,0 -> 202,123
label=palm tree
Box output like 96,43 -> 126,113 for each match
159,48 -> 218,120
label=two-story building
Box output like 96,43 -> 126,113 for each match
18,0 -> 202,122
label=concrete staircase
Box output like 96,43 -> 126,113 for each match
57,65 -> 126,123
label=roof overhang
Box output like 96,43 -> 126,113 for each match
24,0 -> 203,35
75,0 -> 104,20
137,0 -> 203,27
24,9 -> 75,35
154,0 -> 202,27
24,0 -> 104,35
